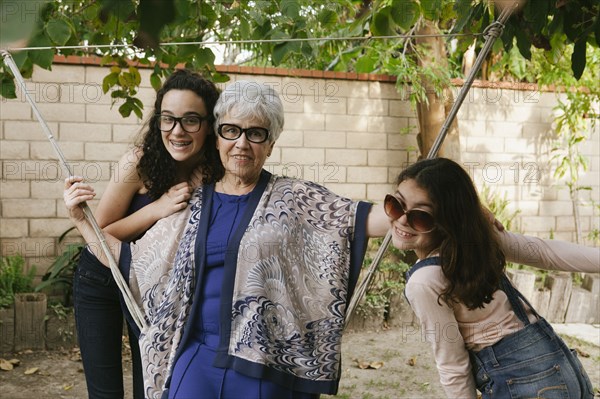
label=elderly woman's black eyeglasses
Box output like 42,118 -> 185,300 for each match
217,123 -> 270,144
384,194 -> 436,233
156,114 -> 207,133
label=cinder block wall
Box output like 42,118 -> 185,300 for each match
1,58 -> 598,278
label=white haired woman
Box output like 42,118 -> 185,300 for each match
64,80 -> 389,398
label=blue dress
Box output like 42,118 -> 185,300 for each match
168,191 -> 318,399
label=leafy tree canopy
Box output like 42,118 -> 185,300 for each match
1,0 -> 598,115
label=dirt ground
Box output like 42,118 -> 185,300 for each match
0,326 -> 598,399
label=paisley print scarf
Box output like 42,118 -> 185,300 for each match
126,173 -> 361,398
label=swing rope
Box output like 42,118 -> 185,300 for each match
1,50 -> 147,332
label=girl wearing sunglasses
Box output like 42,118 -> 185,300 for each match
385,157 -> 597,398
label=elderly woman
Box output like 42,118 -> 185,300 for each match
64,80 -> 389,398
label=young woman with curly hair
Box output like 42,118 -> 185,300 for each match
387,157 -> 596,398
73,69 -> 223,399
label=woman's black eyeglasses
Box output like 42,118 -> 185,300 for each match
384,194 -> 435,233
156,114 -> 207,133
217,123 -> 270,144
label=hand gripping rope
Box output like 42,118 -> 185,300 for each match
1,50 -> 147,331
345,2 -> 520,327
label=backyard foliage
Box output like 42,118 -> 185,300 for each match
0,255 -> 36,308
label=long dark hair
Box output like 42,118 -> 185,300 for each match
396,158 -> 505,309
136,69 -> 224,199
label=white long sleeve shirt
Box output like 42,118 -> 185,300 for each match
404,231 -> 599,398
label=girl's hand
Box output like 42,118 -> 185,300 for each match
154,182 -> 193,218
64,176 -> 96,222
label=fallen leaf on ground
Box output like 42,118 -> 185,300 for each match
354,359 -> 384,369
24,367 -> 39,375
407,356 -> 417,366
356,360 -> 370,369
63,384 -> 74,390
575,348 -> 590,358
0,358 -> 14,371
368,361 -> 384,369
8,358 -> 20,366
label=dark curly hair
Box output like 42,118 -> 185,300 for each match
396,158 -> 505,310
135,69 -> 224,199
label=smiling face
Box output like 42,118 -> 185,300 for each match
159,89 -> 210,169
216,111 -> 275,186
389,179 -> 441,259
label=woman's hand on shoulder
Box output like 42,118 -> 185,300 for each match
153,182 -> 193,218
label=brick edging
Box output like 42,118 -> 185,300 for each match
51,54 -> 552,92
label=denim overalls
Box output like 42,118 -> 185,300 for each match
406,257 -> 594,398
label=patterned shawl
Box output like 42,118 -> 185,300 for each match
124,172 -> 363,398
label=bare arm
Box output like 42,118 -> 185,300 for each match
95,148 -> 193,242
365,203 -> 390,238
64,176 -> 121,265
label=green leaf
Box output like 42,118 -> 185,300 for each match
111,89 -> 127,99
83,2 -> 101,20
452,0 -> 477,34
195,48 -> 216,69
100,0 -> 135,21
371,7 -> 393,36
240,18 -> 251,38
281,0 -> 300,19
355,52 -> 378,73
391,0 -> 419,31
318,9 -> 337,28
211,72 -> 230,83
11,51 -> 29,70
272,42 -> 290,66
420,0 -> 442,21
102,72 -> 119,93
178,43 -> 198,59
1,75 -> 17,99
571,38 -> 587,80
27,34 -> 54,70
514,29 -> 532,60
46,19 -> 72,46
118,101 -> 133,118
150,73 -> 162,91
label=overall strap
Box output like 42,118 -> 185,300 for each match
499,274 -> 540,326
405,256 -> 441,283
403,256 -> 441,305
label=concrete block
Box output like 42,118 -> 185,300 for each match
545,273 -> 573,323
565,287 -> 592,324
531,288 -> 551,319
507,269 -> 536,302
582,275 -> 600,324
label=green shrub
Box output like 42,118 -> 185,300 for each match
35,227 -> 84,306
0,254 -> 36,308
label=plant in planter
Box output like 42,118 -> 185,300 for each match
0,254 -> 39,352
0,254 -> 36,308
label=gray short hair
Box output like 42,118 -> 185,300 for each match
214,80 -> 285,142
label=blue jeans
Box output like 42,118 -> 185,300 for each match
470,318 -> 594,398
74,248 -> 144,399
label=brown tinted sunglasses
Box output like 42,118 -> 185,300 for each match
384,194 -> 436,233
